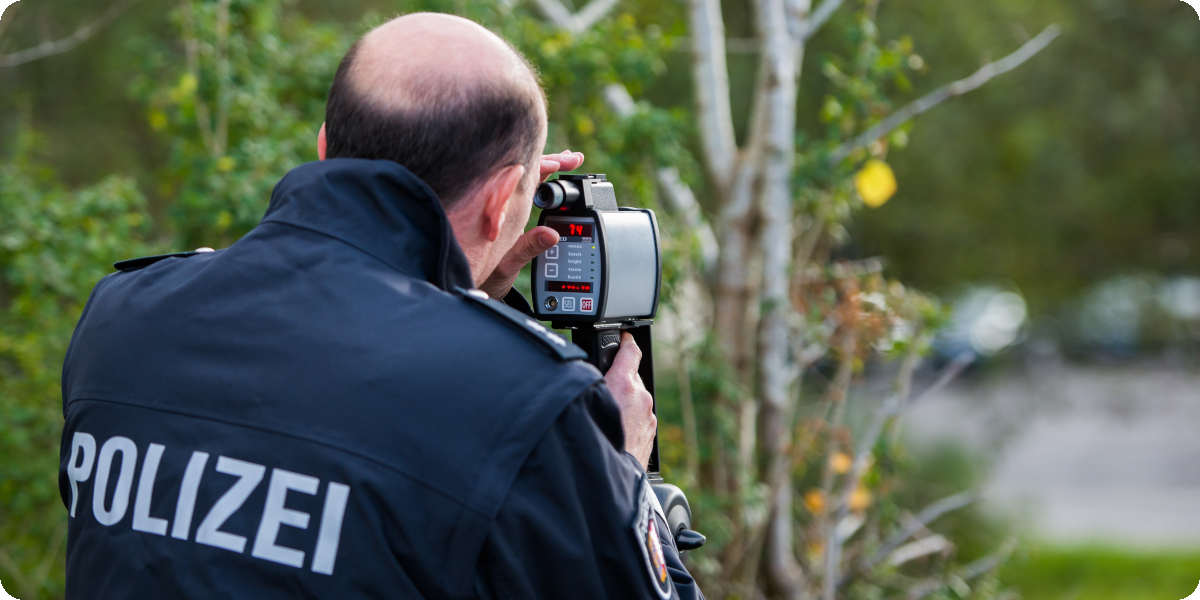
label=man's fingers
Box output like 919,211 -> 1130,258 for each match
494,226 -> 559,279
602,331 -> 654,469
539,159 -> 561,181
539,150 -> 585,182
556,150 -> 584,171
607,332 -> 643,377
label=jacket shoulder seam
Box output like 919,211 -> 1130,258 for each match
454,289 -> 587,361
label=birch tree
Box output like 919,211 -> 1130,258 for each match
530,0 -> 1056,597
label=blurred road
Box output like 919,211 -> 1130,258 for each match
904,359 -> 1200,547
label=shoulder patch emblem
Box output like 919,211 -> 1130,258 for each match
454,288 -> 587,361
633,476 -> 673,599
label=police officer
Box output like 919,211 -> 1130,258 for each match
59,11 -> 703,600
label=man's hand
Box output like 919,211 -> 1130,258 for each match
604,332 -> 656,470
538,149 -> 585,183
479,150 -> 584,299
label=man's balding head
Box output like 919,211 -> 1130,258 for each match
323,13 -> 546,207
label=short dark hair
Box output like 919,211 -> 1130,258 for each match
323,40 -> 544,207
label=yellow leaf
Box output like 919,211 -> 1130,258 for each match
854,159 -> 897,208
576,116 -> 595,136
830,452 -> 853,475
216,210 -> 233,230
216,156 -> 236,172
803,489 -> 826,514
179,72 -> 198,95
148,110 -> 168,132
539,38 -> 562,58
849,488 -> 872,512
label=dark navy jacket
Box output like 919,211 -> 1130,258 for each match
59,159 -> 701,599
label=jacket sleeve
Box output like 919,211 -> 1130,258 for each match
474,381 -> 703,600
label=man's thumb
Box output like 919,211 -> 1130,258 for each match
607,332 -> 642,375
502,227 -> 557,273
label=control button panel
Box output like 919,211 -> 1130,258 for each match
535,216 -> 601,317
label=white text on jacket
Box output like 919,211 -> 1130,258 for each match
65,432 -> 350,575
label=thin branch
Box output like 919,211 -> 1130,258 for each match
915,351 -> 975,401
676,351 -> 701,487
960,538 -> 1018,580
602,83 -> 719,271
213,0 -> 232,156
717,39 -> 772,231
715,0 -> 795,236
0,547 -> 32,598
828,24 -> 1061,164
530,0 -> 619,34
822,340 -> 918,600
602,79 -> 637,114
792,217 -> 824,274
887,534 -> 952,567
656,166 -> 719,269
180,1 -> 215,155
815,335 -> 856,520
0,0 -> 137,68
688,0 -> 738,191
797,0 -> 846,42
784,0 -> 810,39
531,0 -> 573,27
823,350 -> 973,597
537,6 -> 719,271
908,538 -> 1018,600
841,490 -> 979,587
574,0 -> 620,32
34,518 -> 67,585
727,514 -> 772,597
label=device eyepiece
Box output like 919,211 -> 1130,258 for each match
535,181 -> 565,210
535,180 -> 582,210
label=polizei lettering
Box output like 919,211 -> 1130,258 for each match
65,432 -> 350,575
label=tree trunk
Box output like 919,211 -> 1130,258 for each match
754,0 -> 805,596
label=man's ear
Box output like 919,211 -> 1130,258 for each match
480,164 -> 527,242
317,123 -> 328,160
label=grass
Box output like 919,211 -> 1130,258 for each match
1001,544 -> 1200,600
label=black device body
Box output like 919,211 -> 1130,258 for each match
531,174 -> 704,552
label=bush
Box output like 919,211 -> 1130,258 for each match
0,132 -> 154,599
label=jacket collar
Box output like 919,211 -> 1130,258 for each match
261,159 -> 475,291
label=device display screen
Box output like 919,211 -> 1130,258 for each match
546,281 -> 593,293
549,222 -> 593,238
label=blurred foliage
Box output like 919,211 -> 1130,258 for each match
0,130 -> 154,598
850,0 -> 1200,316
130,0 -> 350,248
5,0 -> 1197,315
2,0 -> 1192,597
1001,545 -> 1200,600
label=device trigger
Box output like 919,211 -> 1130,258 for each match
676,529 -> 707,551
